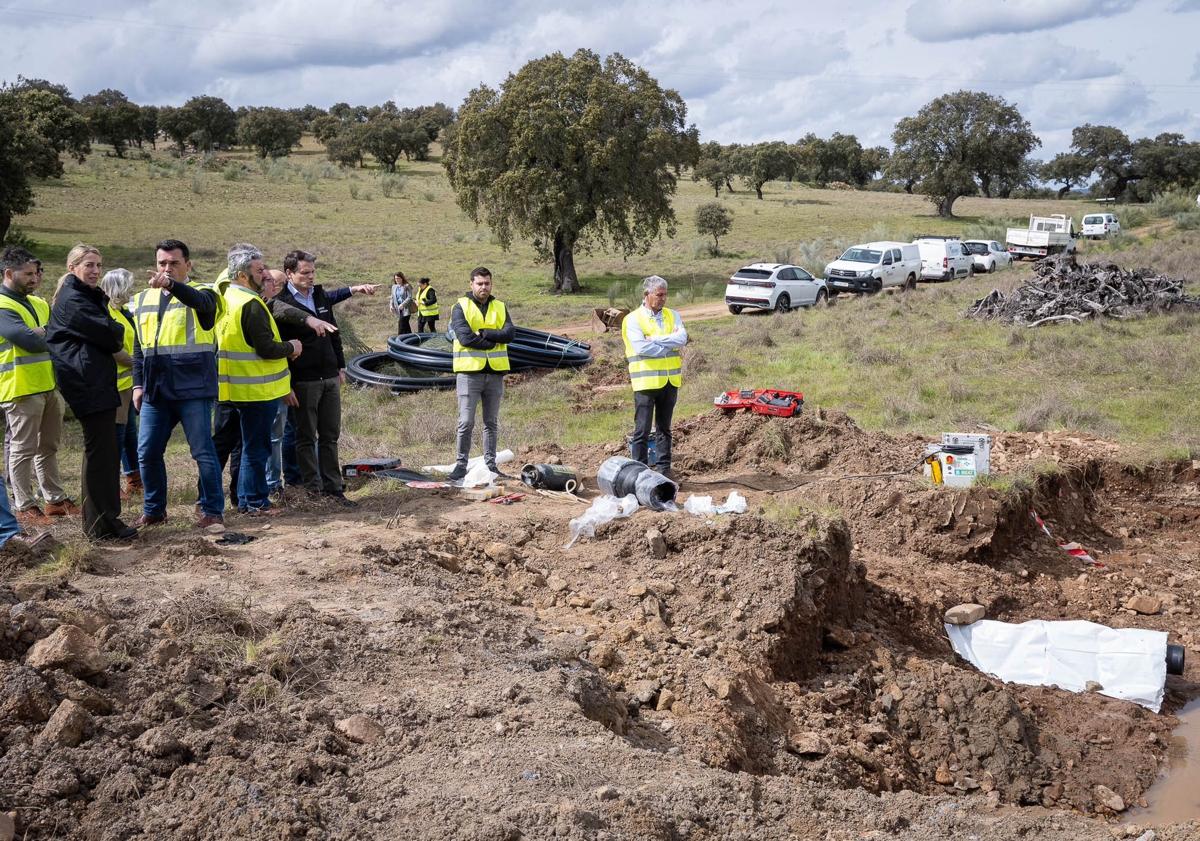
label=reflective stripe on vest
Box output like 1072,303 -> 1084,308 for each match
215,284 -> 291,402
417,285 -> 439,317
131,282 -> 222,358
621,306 -> 682,392
0,294 -> 55,401
109,305 -> 135,391
452,296 -> 509,373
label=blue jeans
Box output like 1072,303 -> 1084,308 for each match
236,399 -> 279,512
115,407 -> 139,475
0,473 -> 22,546
282,410 -> 301,486
138,397 -> 224,518
266,401 -> 287,492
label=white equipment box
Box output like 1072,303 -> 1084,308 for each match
924,433 -> 991,488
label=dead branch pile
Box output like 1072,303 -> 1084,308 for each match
967,254 -> 1200,326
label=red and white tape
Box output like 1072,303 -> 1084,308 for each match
1030,509 -> 1102,567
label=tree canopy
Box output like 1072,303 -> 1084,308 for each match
891,90 -> 1040,217
442,49 -> 698,292
237,107 -> 303,158
695,202 -> 733,253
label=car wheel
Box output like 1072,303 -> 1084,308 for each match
903,274 -> 916,291
728,305 -> 743,315
814,289 -> 828,306
987,261 -> 995,273
774,293 -> 790,313
869,279 -> 883,294
967,265 -> 975,279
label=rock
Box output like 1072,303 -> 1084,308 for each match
1094,784 -> 1125,812
205,522 -> 225,534
594,785 -> 619,801
25,625 -> 108,677
1085,680 -> 1104,692
645,529 -> 667,559
629,680 -> 659,706
0,663 -> 54,722
1134,831 -> 1157,841
588,643 -> 615,668
135,727 -> 184,758
824,627 -> 856,648
944,603 -> 986,625
935,764 -> 954,785
788,732 -> 829,756
0,812 -> 13,841
703,673 -> 733,700
37,700 -> 92,748
627,582 -> 648,598
567,595 -> 591,608
151,640 -> 182,667
336,714 -> 386,744
31,761 -> 79,799
656,689 -> 676,712
1124,595 -> 1162,616
547,575 -> 569,593
485,542 -> 516,564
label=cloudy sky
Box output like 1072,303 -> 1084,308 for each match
3,0 -> 1198,157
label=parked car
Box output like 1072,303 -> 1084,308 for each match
823,241 -> 920,294
962,239 -> 1013,273
1081,213 -> 1121,239
1006,214 -> 1077,258
725,263 -> 827,314
913,236 -> 973,281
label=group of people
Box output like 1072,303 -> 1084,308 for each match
0,237 -> 689,552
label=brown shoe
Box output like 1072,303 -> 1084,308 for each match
3,531 -> 59,555
16,507 -> 53,527
44,500 -> 81,517
122,471 -> 143,500
194,514 -> 224,529
134,512 -> 168,528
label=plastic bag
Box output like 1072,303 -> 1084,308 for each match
459,461 -> 497,488
565,494 -> 638,548
424,449 -> 514,474
682,491 -> 747,516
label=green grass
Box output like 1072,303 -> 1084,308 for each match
10,139 -> 1200,513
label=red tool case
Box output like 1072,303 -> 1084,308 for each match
714,388 -> 804,418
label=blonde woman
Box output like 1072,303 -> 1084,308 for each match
0,244 -> 76,524
45,245 -> 136,540
99,269 -> 141,498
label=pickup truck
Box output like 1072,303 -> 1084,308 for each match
1005,214 -> 1077,260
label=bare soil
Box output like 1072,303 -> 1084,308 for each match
3,408 -> 1200,840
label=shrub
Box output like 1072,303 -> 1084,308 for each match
379,174 -> 407,198
190,173 -> 205,194
1174,211 -> 1200,231
1150,189 -> 1196,218
222,162 -> 244,181
348,183 -> 361,199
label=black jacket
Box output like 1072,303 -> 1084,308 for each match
274,285 -> 348,382
46,274 -> 123,417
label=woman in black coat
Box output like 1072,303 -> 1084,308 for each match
45,245 -> 137,540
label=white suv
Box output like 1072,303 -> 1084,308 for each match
914,237 -> 974,281
962,240 -> 1012,273
725,263 -> 827,313
1081,213 -> 1120,239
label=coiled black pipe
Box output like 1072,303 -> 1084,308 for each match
386,329 -> 591,373
344,351 -> 456,393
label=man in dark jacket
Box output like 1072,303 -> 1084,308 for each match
274,250 -> 377,504
46,253 -> 137,540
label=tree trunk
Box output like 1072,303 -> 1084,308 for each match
904,178 -> 915,194
0,208 -> 11,246
1057,185 -> 1070,199
724,177 -> 734,192
553,229 -> 580,293
755,184 -> 763,200
713,185 -> 719,198
979,173 -> 992,198
937,194 -> 959,218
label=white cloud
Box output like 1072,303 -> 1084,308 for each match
905,0 -> 1136,42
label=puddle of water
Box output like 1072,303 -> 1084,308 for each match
1125,698 -> 1200,826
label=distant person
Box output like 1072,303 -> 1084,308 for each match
0,245 -> 75,525
621,275 -> 687,480
275,250 -> 376,505
214,243 -> 301,515
447,267 -> 515,481
46,245 -> 136,540
416,276 -> 439,332
390,271 -> 414,335
132,239 -> 227,528
99,269 -> 141,499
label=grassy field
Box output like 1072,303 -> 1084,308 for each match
10,139 -> 1200,506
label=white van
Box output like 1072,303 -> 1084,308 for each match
914,237 -> 973,281
823,241 -> 921,294
1081,213 -> 1120,239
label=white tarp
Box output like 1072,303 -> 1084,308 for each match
946,618 -> 1168,712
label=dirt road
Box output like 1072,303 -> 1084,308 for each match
559,300 -> 734,337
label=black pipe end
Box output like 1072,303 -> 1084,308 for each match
1167,643 -> 1186,676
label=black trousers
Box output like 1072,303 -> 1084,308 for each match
211,401 -> 243,509
397,315 -> 412,335
417,316 -> 438,333
630,384 -> 677,469
79,409 -> 125,538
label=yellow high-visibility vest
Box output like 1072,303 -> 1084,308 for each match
130,281 -> 224,360
621,306 -> 682,392
0,294 -> 55,401
109,305 -> 135,392
452,296 -> 509,373
417,285 -> 439,317
215,284 -> 291,402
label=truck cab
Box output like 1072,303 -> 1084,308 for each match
1005,214 -> 1077,259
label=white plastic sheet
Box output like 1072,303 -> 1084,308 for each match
946,618 -> 1168,712
458,462 -> 497,489
682,491 -> 748,516
424,449 -> 515,474
565,494 -> 638,548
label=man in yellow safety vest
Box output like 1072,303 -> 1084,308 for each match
0,245 -> 75,525
447,267 -> 515,481
215,243 -> 301,514
416,276 -> 439,332
621,275 -> 688,479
